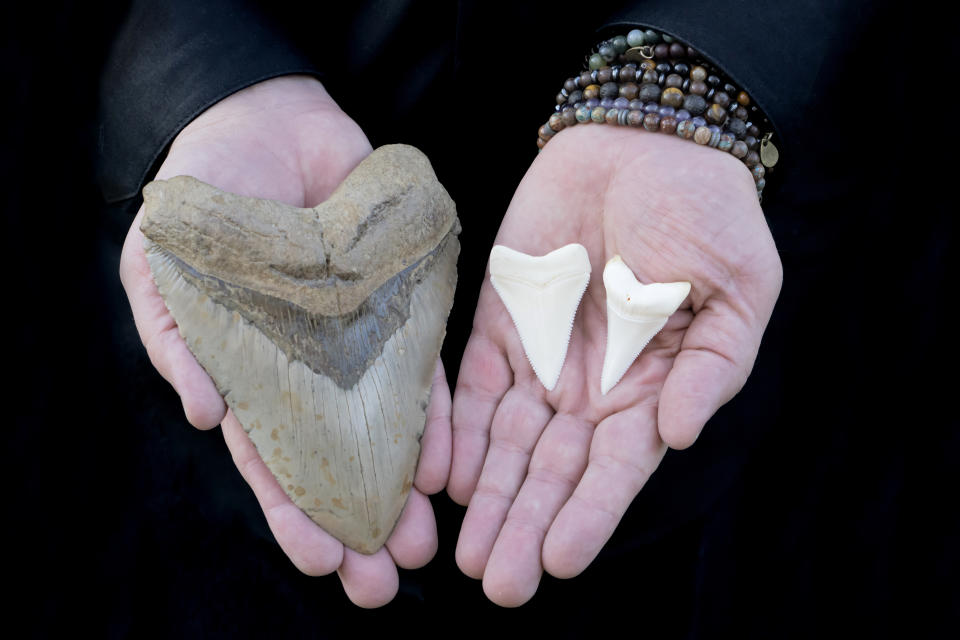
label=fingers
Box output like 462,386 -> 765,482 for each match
542,404 -> 666,579
120,206 -> 226,429
415,359 -> 452,495
657,300 -> 759,449
385,488 -> 437,569
448,331 -> 513,504
480,412 -> 593,607
221,410 -> 344,576
337,547 -> 399,608
455,387 -> 553,579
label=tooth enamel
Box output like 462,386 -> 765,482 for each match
600,255 -> 690,395
489,244 -> 591,391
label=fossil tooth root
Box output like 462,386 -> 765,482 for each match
600,255 -> 690,395
488,243 -> 591,391
140,144 -> 460,554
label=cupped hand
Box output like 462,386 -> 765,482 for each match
448,123 -> 782,606
119,76 -> 452,607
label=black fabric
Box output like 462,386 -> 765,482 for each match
6,1 -> 954,637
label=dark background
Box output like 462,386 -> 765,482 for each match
5,2 -> 956,637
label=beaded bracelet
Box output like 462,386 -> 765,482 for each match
537,28 -> 779,201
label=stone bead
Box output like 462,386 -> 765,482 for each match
655,62 -> 671,75
723,83 -> 737,94
597,67 -> 613,84
731,140 -> 748,158
627,29 -> 645,47
682,78 -> 690,92
690,65 -> 707,82
660,115 -> 678,134
752,164 -> 766,181
621,64 -> 638,81
665,73 -> 684,89
629,99 -> 645,110
591,106 -> 607,123
618,109 -> 630,126
713,91 -> 731,108
744,135 -> 758,150
748,124 -> 760,137
561,108 -> 578,127
654,43 -> 669,59
575,105 -> 592,123
734,106 -> 749,120
726,117 -> 746,138
606,108 -> 620,124
687,46 -> 697,57
737,91 -> 751,106
676,109 -> 691,121
564,78 -> 578,93
718,133 -> 734,152
619,82 -> 640,100
613,96 -> 630,109
662,34 -> 674,43
586,97 -> 600,107
589,54 -> 605,70
705,87 -> 716,101
612,35 -> 629,53
627,109 -> 644,127
638,83 -> 662,102
705,103 -> 727,125
599,43 -> 616,61
567,90 -> 583,105
548,113 -> 565,132
536,137 -> 546,149
641,69 -> 659,84
579,71 -> 594,86
691,116 -> 707,128
674,62 -> 690,76
755,178 -> 766,191
658,105 -> 676,117
683,94 -> 707,116
693,125 -> 712,145
744,150 -> 760,167
556,92 -> 567,105
676,120 -> 696,139
538,124 -> 555,140
707,74 -> 720,87
600,97 -> 614,109
689,79 -> 707,96
600,82 -> 619,99
639,60 -> 657,72
643,102 -> 660,114
669,43 -> 686,58
583,84 -> 601,100
644,29 -> 660,44
661,87 -> 684,108
643,113 -> 661,131
709,129 -> 721,147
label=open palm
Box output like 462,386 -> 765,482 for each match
119,76 -> 451,607
448,123 -> 782,606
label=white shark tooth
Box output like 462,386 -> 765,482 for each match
600,255 -> 690,395
488,244 -> 591,391
140,144 -> 460,554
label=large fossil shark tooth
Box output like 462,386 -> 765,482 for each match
600,255 -> 690,395
140,144 -> 460,554
488,244 -> 591,391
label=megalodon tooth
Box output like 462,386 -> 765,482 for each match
600,255 -> 689,395
488,244 -> 591,391
140,144 -> 460,554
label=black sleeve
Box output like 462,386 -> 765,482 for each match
602,0 -> 870,162
96,0 -> 322,204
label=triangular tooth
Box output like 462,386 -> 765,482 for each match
489,244 -> 591,391
600,255 -> 690,395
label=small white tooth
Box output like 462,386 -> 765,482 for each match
489,244 -> 591,391
600,255 -> 690,395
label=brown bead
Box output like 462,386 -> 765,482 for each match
605,108 -> 620,124
536,137 -> 547,149
690,65 -> 707,82
556,92 -> 567,105
538,124 -> 555,140
693,126 -> 712,145
731,140 -> 748,158
661,87 -> 684,108
689,79 -> 707,96
597,67 -> 613,83
748,124 -> 760,137
654,43 -> 669,59
705,103 -> 727,125
659,115 -> 678,134
564,78 -> 578,93
744,135 -> 758,150
665,73 -> 683,89
548,113 -> 565,132
669,43 -> 686,58
640,60 -> 657,72
712,91 -> 731,108
600,82 -> 619,98
583,84 -> 600,100
561,108 -> 577,127
737,91 -> 751,106
641,69 -> 658,84
627,109 -> 644,127
676,120 -> 696,139
744,150 -> 760,167
579,71 -> 594,87
734,106 -> 749,120
638,83 -> 661,102
619,82 -> 640,100
643,113 -> 661,131
620,64 -> 638,82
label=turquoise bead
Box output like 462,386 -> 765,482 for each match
589,53 -> 604,70
627,29 -> 645,47
591,106 -> 607,123
576,105 -> 592,123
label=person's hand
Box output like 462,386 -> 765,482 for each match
119,76 -> 452,607
448,123 -> 782,606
